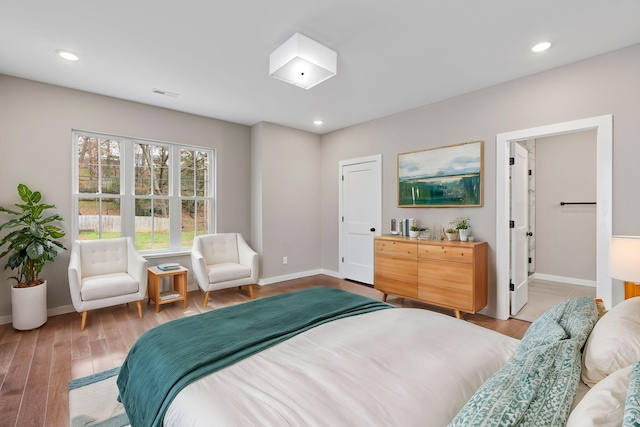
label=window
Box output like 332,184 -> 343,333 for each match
73,131 -> 215,253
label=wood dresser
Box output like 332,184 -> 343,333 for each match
374,235 -> 488,319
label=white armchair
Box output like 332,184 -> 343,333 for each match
68,237 -> 148,330
191,233 -> 259,307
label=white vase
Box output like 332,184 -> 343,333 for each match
11,280 -> 47,330
459,228 -> 470,242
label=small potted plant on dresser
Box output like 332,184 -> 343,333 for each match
445,228 -> 459,241
452,217 -> 471,242
409,225 -> 426,238
0,184 -> 67,330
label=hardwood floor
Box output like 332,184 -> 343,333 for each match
0,274 -> 530,427
512,279 -> 596,322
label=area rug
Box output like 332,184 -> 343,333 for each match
68,366 -> 130,427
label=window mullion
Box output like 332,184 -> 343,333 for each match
169,145 -> 182,250
71,132 -> 80,240
210,151 -> 217,233
122,139 -> 134,238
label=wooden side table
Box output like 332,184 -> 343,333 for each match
147,266 -> 188,312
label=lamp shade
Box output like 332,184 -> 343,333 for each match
269,33 -> 337,90
609,236 -> 640,283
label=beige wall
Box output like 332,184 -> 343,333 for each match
535,130 -> 597,281
320,43 -> 640,315
3,42 -> 640,320
252,122 -> 322,279
0,75 -> 251,317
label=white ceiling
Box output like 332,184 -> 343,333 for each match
2,1 -> 640,134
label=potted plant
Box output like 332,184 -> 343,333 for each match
445,228 -> 459,241
451,217 -> 471,242
0,184 -> 67,330
409,225 -> 427,238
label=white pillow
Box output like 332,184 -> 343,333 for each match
582,297 -> 640,387
567,365 -> 632,427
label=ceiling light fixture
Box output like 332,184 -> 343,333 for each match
313,120 -> 323,125
56,49 -> 80,61
531,42 -> 551,53
269,33 -> 337,90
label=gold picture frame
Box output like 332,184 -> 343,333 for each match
397,140 -> 483,207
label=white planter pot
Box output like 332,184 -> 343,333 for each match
11,280 -> 47,330
445,232 -> 458,241
459,228 -> 471,242
409,230 -> 420,238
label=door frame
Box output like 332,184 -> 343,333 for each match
495,115 -> 612,320
338,154 -> 382,280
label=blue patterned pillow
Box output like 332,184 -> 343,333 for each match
623,361 -> 640,427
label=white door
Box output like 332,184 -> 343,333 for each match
339,155 -> 382,284
511,142 -> 529,315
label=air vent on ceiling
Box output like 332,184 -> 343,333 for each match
152,88 -> 179,98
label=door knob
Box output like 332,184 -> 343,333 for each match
526,232 -> 533,236
370,228 -> 376,232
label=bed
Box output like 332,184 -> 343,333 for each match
116,286 -> 640,427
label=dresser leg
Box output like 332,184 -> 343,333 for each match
454,309 -> 462,319
382,293 -> 388,302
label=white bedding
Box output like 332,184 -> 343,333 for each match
164,308 -> 519,427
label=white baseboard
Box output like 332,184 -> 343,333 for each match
319,269 -> 343,279
257,269 -> 342,286
49,304 -> 77,317
532,273 -> 596,288
0,304 -> 78,326
258,269 -> 323,285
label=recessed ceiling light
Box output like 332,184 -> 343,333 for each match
531,42 -> 551,53
314,120 -> 323,125
56,49 -> 80,61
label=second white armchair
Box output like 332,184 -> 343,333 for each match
191,233 -> 259,307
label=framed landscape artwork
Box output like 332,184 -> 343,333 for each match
398,140 -> 483,207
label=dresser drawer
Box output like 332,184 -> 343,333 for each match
376,255 -> 417,282
374,275 -> 418,299
418,260 -> 473,293
418,244 -> 473,264
418,287 -> 475,312
375,240 -> 417,257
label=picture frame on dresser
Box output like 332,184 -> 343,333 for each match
397,140 -> 483,207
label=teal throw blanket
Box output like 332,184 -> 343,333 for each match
449,296 -> 598,427
117,286 -> 392,427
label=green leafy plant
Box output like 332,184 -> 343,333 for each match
0,184 -> 67,287
410,225 -> 426,232
445,228 -> 458,234
450,217 -> 471,230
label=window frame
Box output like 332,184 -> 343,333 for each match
71,130 -> 216,255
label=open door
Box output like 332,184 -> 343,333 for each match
511,142 -> 529,315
